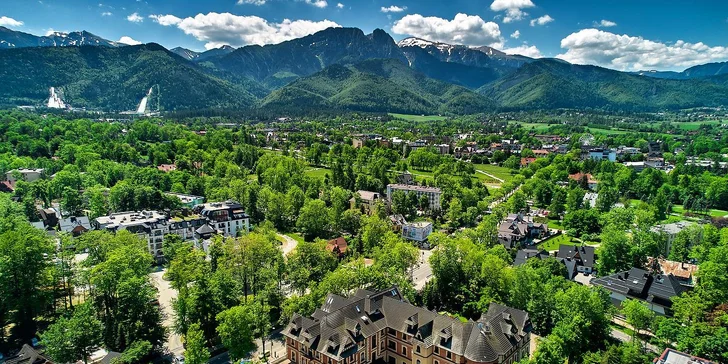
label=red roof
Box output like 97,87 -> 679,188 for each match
326,237 -> 348,255
520,157 -> 537,166
569,172 -> 597,184
157,164 -> 177,173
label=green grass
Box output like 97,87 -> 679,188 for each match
283,232 -> 305,244
672,205 -> 728,218
474,164 -> 515,183
672,120 -> 723,131
388,113 -> 448,122
537,234 -> 599,251
587,128 -> 631,135
511,121 -> 552,132
304,167 -> 332,180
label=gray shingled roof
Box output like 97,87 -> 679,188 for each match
592,267 -> 687,308
284,287 -> 531,362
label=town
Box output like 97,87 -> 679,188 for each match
0,109 -> 725,364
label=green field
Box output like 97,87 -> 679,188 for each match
474,164 -> 515,183
304,167 -> 332,180
672,120 -> 724,130
389,113 -> 448,122
537,234 -> 598,251
587,128 -> 631,135
512,122 -> 551,132
672,205 -> 728,218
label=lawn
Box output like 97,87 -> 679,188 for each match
672,120 -> 723,131
474,164 -> 515,183
511,122 -> 552,132
537,234 -> 599,251
672,204 -> 728,218
389,113 -> 448,122
304,167 -> 332,180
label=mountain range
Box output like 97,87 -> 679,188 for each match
1,25 -> 728,113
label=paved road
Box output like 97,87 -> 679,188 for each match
610,328 -> 660,353
412,249 -> 434,290
150,269 -> 184,356
277,234 -> 299,257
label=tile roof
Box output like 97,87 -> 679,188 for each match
514,249 -> 550,266
592,268 -> 686,308
557,245 -> 595,269
284,287 -> 530,363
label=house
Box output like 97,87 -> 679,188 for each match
568,172 -> 598,190
581,147 -> 616,162
196,200 -> 251,237
389,214 -> 407,232
283,287 -> 532,364
647,257 -> 698,287
326,237 -> 348,259
497,214 -> 549,249
531,149 -> 550,157
387,184 -> 442,211
405,140 -> 427,154
396,172 -> 415,185
591,267 -> 687,315
59,216 -> 91,236
402,221 -> 433,246
5,344 -> 53,364
6,168 -> 44,184
351,190 -> 383,214
435,144 -> 451,155
353,137 -> 367,148
157,164 -> 177,173
520,157 -> 537,167
556,245 -> 595,277
653,348 -> 716,364
514,249 -> 550,266
167,193 -> 205,208
651,221 -> 697,257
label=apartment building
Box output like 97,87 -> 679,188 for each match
284,287 -> 531,364
386,184 -> 442,211
93,210 -> 170,259
196,200 -> 250,237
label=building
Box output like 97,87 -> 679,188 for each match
497,214 -> 549,249
531,149 -> 550,157
389,214 -> 407,232
196,200 -> 250,237
93,210 -> 170,260
387,184 -> 442,211
435,144 -> 450,155
651,221 -> 696,257
327,237 -> 348,260
5,344 -> 53,364
591,267 -> 687,315
647,257 -> 698,287
653,348 -> 716,364
520,158 -> 537,167
351,190 -> 384,214
283,287 -> 532,364
167,193 -> 205,208
514,249 -> 550,266
167,214 -> 209,241
6,168 -> 44,185
157,164 -> 177,173
556,245 -> 595,277
405,140 -> 428,154
568,172 -> 598,190
581,147 -> 616,162
402,221 -> 433,244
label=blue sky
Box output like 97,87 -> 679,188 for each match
2,0 -> 728,71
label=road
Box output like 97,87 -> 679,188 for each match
489,184 -> 523,209
610,328 -> 660,353
277,233 -> 299,257
150,269 -> 184,356
412,249 -> 434,290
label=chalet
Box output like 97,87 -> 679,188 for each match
497,214 -> 549,249
283,287 -> 532,364
556,245 -> 595,277
592,267 -> 687,315
568,172 -> 598,190
531,149 -> 550,157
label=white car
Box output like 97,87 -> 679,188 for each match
174,355 -> 185,364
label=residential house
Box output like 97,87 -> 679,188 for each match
283,287 -> 532,364
531,149 -> 550,157
581,147 -> 616,162
5,168 -> 44,188
396,173 -> 415,186
616,146 -> 641,159
514,249 -> 550,266
591,267 -> 687,315
520,158 -> 537,167
647,257 -> 698,287
5,344 -> 53,364
351,190 -> 384,214
94,210 -> 171,260
389,214 -> 407,232
387,184 -> 442,211
648,141 -> 663,157
568,172 -> 598,190
402,221 -> 433,246
653,348 -> 716,364
405,140 -> 427,154
556,245 -> 596,277
195,200 -> 251,237
497,214 -> 549,249
327,237 -> 348,259
435,144 -> 450,155
157,164 -> 177,173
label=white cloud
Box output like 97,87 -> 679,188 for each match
530,14 -> 553,26
381,5 -> 406,13
118,36 -> 141,45
502,44 -> 542,58
558,28 -> 728,71
149,14 -> 182,26
0,16 -> 24,28
152,12 -> 340,49
594,19 -> 617,27
337,3 -> 344,8
45,28 -> 64,36
238,0 -> 267,4
127,12 -> 143,22
101,11 -> 113,16
510,30 -> 520,39
392,13 -> 504,48
305,0 -> 328,8
490,0 -> 534,23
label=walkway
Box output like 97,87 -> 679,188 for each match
277,233 -> 299,257
475,169 -> 505,183
150,269 -> 184,356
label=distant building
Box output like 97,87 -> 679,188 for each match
351,190 -> 383,214
326,237 -> 348,260
651,221 -> 697,257
514,249 -> 550,266
94,210 -> 170,260
435,144 -> 450,154
592,267 -> 687,315
581,147 -> 616,162
568,172 -> 598,190
520,157 -> 537,167
387,184 -> 442,210
647,257 -> 698,287
498,214 -> 549,249
5,344 -> 53,364
167,193 -> 205,208
283,287 -> 532,364
653,348 -> 716,364
402,221 -> 433,245
389,214 -> 407,232
196,200 -> 250,237
157,164 -> 177,173
5,168 -> 44,186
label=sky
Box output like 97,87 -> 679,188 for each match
2,0 -> 728,71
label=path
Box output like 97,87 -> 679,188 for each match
412,249 -> 434,290
489,184 -> 523,209
277,233 -> 299,257
150,269 -> 184,356
610,328 -> 660,354
475,169 -> 505,183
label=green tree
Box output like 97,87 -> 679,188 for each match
184,323 -> 210,364
622,299 -> 654,343
296,199 -> 330,240
41,303 -> 103,364
216,304 -> 256,361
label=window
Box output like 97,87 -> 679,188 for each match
388,341 -> 396,350
446,352 -> 451,359
417,361 -> 421,364
416,346 -> 420,354
388,328 -> 396,335
402,334 -> 408,341
435,361 -> 439,364
402,347 -> 407,356
434,347 -> 439,354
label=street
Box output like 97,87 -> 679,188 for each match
412,249 -> 434,290
150,269 -> 184,356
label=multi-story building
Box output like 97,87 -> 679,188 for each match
387,184 -> 442,211
284,287 -> 531,364
167,193 -> 205,209
581,147 -> 616,162
6,168 -> 44,185
93,210 -> 170,260
402,221 -> 433,244
592,267 -> 685,315
196,200 -> 250,237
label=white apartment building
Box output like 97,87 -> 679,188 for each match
386,184 -> 442,210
